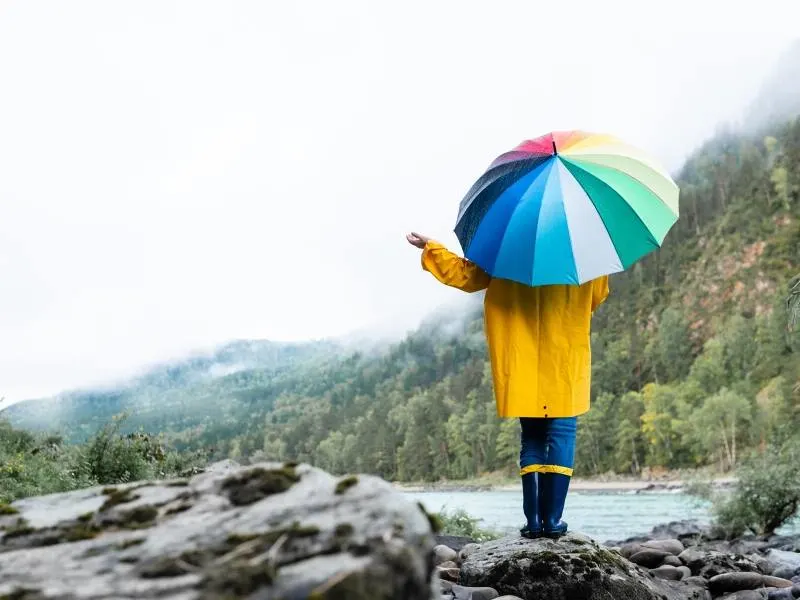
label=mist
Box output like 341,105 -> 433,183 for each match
0,0 -> 798,404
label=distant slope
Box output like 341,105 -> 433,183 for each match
2,339 -> 340,442
745,38 -> 800,132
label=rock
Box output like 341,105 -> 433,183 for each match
725,592 -> 767,600
460,532 -> 708,600
436,535 -> 478,554
677,566 -> 692,580
495,597 -> 524,600
794,584 -> 800,597
630,549 -> 672,568
649,520 -> 706,541
663,555 -> 684,567
763,575 -> 794,588
459,543 -> 481,563
439,560 -> 458,569
643,539 -> 685,556
451,584 -> 499,600
775,567 -> 798,581
0,462 -> 438,599
438,567 -> 461,582
767,550 -> 800,577
697,552 -> 763,579
621,542 -> 645,558
434,544 -> 459,566
683,576 -> 709,588
679,548 -> 707,571
768,589 -> 794,600
708,572 -> 767,595
651,565 -> 683,581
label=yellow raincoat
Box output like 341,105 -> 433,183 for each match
421,241 -> 609,419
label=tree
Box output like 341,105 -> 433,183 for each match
693,389 -> 752,471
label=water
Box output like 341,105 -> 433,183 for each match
408,490 -> 713,542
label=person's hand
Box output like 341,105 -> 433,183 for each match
406,232 -> 431,249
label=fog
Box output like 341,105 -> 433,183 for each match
0,0 -> 798,404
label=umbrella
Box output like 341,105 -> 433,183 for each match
454,131 -> 679,286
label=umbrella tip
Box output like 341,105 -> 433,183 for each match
552,139 -> 557,155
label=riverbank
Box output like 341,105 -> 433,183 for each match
394,470 -> 737,493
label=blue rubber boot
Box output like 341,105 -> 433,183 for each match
519,472 -> 542,539
540,472 -> 570,538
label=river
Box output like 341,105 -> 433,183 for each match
406,489 -> 800,543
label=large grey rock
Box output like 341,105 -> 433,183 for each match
0,462 -> 438,599
630,549 -> 671,568
766,550 -> 800,577
460,532 -> 708,600
708,571 -> 769,595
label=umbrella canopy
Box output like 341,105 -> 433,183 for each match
454,131 -> 679,286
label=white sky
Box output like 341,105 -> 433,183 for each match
0,0 -> 798,404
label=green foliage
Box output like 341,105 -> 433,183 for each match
710,440 -> 800,537
435,507 -> 500,542
0,414 -> 206,503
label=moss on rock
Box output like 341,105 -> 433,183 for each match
221,466 -> 300,506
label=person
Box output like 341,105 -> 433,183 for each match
406,231 -> 609,539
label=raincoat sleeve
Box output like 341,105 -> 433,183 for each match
591,275 -> 610,311
421,241 -> 490,293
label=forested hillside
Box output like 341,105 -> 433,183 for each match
4,115 -> 799,482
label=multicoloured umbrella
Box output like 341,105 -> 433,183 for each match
454,131 -> 679,286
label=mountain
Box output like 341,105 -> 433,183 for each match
745,39 -> 800,132
2,338 -> 339,443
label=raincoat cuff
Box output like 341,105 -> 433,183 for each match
421,240 -> 444,271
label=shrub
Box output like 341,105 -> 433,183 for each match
709,439 -> 800,537
435,507 -> 500,542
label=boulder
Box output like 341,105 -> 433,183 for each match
663,555 -> 684,567
630,549 -> 672,568
679,548 -> 707,572
643,539 -> 685,556
460,532 -> 708,600
766,550 -> 800,577
649,520 -> 707,541
0,462 -> 438,599
708,572 -> 769,595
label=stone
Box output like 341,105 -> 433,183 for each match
775,567 -> 798,581
725,592 -> 767,600
768,589 -> 794,600
683,576 -> 708,588
651,565 -> 683,581
649,520 -> 706,541
643,539 -> 685,556
438,566 -> 461,582
451,584 -> 499,600
679,548 -> 707,572
621,542 -> 644,558
434,544 -> 459,565
708,572 -> 766,595
763,575 -> 794,588
794,584 -> 800,597
460,532 -> 708,600
698,552 -> 763,579
495,597 -> 524,600
0,461 -> 438,599
439,560 -> 458,569
663,555 -> 683,567
767,550 -> 800,577
459,543 -> 481,563
436,535 -> 478,554
630,549 -> 672,568
677,566 -> 692,580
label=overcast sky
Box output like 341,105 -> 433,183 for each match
0,0 -> 798,403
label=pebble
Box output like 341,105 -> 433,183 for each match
677,566 -> 692,580
764,575 -> 795,588
768,589 -> 794,600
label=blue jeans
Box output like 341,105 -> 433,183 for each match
519,417 -> 577,477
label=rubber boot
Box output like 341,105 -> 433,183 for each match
519,472 -> 542,539
540,472 -> 570,538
